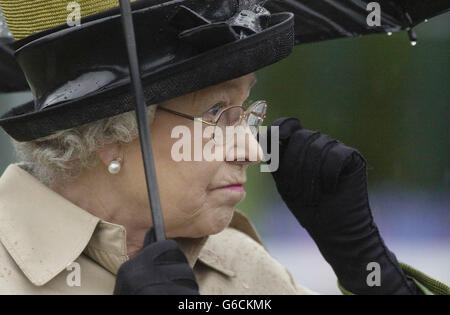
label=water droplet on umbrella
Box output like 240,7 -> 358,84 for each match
407,29 -> 417,47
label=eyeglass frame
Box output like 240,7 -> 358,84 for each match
158,100 -> 267,135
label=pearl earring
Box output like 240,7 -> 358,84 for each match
108,158 -> 122,174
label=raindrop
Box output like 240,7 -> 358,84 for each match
387,32 -> 392,36
407,29 -> 417,46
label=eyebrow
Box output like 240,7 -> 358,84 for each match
198,74 -> 257,114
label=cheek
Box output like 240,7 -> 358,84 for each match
148,116 -> 236,236
162,161 -> 222,213
151,119 -> 223,214
155,141 -> 225,221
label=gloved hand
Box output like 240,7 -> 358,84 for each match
267,117 -> 422,295
113,228 -> 199,295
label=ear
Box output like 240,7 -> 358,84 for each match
96,142 -> 122,167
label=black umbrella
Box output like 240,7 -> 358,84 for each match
265,0 -> 450,45
2,1 -> 449,93
0,10 -> 27,92
0,38 -> 27,92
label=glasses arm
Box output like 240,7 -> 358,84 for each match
159,106 -> 197,121
159,106 -> 217,126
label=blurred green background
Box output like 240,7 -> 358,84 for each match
239,14 -> 450,218
0,13 -> 449,294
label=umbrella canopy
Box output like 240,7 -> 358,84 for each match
0,10 -> 27,92
0,0 -> 449,93
0,38 -> 27,92
265,0 -> 450,45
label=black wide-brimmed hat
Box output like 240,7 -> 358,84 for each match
0,0 -> 295,141
1,0 -> 449,142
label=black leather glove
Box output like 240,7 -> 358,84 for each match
113,229 -> 199,295
267,117 -> 422,295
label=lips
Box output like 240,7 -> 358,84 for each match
220,184 -> 245,193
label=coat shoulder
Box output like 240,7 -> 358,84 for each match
196,210 -> 316,294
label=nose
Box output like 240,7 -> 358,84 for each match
224,123 -> 263,165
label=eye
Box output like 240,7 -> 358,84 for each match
208,102 -> 223,115
203,102 -> 226,120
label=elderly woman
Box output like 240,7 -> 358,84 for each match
0,0 -> 447,295
2,72 -> 315,294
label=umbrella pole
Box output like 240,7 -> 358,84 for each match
118,0 -> 166,242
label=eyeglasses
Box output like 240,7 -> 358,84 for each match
158,100 -> 267,142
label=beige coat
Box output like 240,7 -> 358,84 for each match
0,164 -> 315,295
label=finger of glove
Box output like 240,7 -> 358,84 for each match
321,143 -> 363,193
114,241 -> 195,295
126,260 -> 198,294
156,260 -> 198,283
121,240 -> 189,273
273,129 -> 320,193
318,160 -> 369,230
116,260 -> 197,288
341,151 -> 366,176
148,240 -> 189,265
265,117 -> 303,159
299,133 -> 337,205
143,227 -> 157,247
270,117 -> 303,141
116,265 -> 199,295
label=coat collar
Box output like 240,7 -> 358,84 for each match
0,164 -> 100,286
0,164 -> 263,286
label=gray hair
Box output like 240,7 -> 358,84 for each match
13,106 -> 157,186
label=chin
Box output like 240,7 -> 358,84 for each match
194,205 -> 236,237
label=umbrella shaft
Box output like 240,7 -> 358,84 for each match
119,0 -> 166,242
